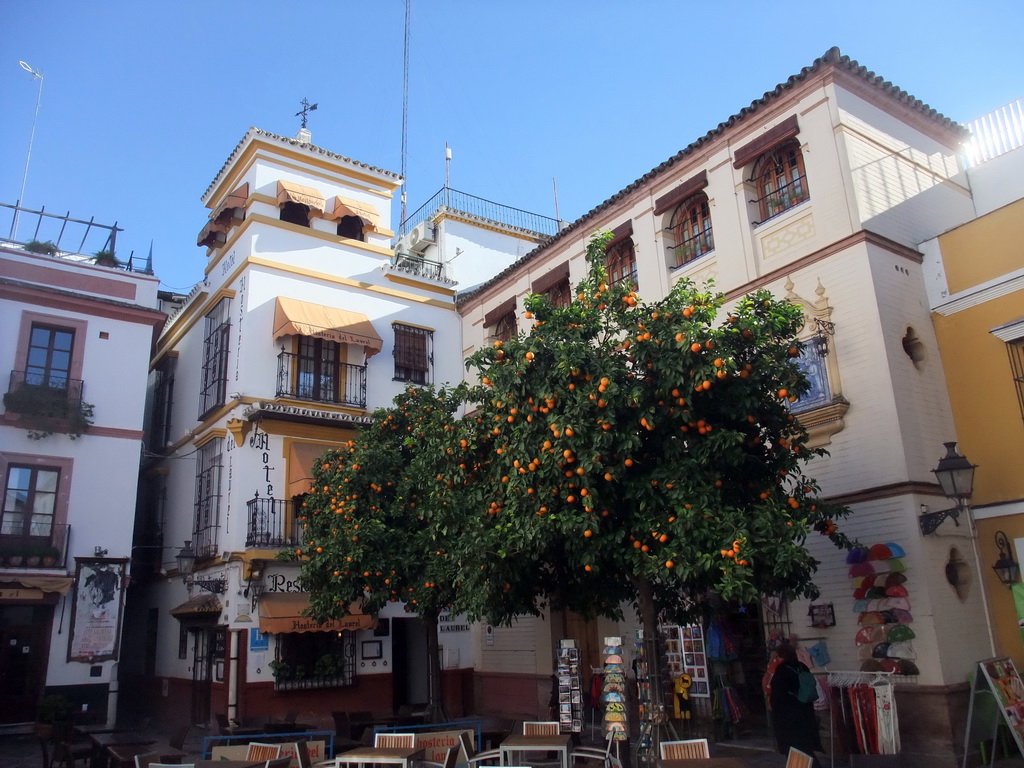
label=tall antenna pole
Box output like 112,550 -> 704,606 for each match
400,0 -> 411,228
552,177 -> 561,222
445,142 -> 451,189
14,61 -> 44,240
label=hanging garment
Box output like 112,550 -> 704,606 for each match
874,680 -> 899,754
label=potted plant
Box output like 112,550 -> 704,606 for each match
35,694 -> 71,738
24,240 -> 58,255
269,659 -> 290,682
3,385 -> 94,440
25,546 -> 41,568
93,250 -> 119,267
40,546 -> 60,567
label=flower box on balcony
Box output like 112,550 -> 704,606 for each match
3,381 -> 93,440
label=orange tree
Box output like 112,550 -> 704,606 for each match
459,232 -> 851,639
295,385 -> 473,720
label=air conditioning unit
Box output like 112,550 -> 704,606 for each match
406,222 -> 435,254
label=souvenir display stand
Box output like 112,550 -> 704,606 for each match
962,657 -> 1024,768
556,640 -> 584,733
826,669 -> 899,767
632,630 -> 678,766
848,542 -> 919,677
601,636 -> 628,745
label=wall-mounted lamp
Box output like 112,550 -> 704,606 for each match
94,546 -> 108,558
813,317 -> 836,357
919,442 -> 977,535
175,540 -> 227,594
993,531 -> 1020,588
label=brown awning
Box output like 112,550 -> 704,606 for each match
273,296 -> 383,357
483,296 -> 516,328
212,182 -> 249,225
288,441 -> 337,496
258,592 -> 375,634
531,262 -> 570,295
0,576 -> 73,594
197,221 -> 228,248
170,593 -> 223,623
653,170 -> 709,216
733,115 -> 800,169
277,180 -> 325,213
607,220 -> 633,248
327,196 -> 381,230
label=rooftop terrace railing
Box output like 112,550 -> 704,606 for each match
963,98 -> 1024,167
400,187 -> 559,239
0,201 -> 152,274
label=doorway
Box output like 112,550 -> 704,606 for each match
0,604 -> 52,724
391,617 -> 428,712
190,628 -> 224,726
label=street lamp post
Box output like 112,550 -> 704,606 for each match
919,442 -> 978,535
13,61 -> 44,241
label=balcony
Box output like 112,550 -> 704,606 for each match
400,186 -> 560,238
390,253 -> 452,283
276,352 -> 367,409
4,371 -> 92,439
246,495 -> 301,548
0,522 -> 70,569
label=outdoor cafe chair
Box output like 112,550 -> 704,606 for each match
522,722 -> 560,736
375,733 -> 416,749
785,747 -> 814,768
267,758 -> 293,768
570,735 -> 622,768
659,739 -> 710,760
247,742 -> 284,761
461,731 -> 500,766
420,745 -> 460,768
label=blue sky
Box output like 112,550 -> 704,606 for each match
2,1 -> 1021,294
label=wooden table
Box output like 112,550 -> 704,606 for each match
499,733 -> 572,768
657,759 -> 749,768
88,732 -> 156,768
107,742 -> 186,768
334,745 -> 425,768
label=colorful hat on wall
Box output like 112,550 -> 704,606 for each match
887,642 -> 916,659
847,547 -> 870,564
887,624 -> 916,642
859,611 -> 885,625
879,659 -> 901,673
849,562 -> 875,578
894,609 -> 914,623
853,599 -> 870,613
898,660 -> 920,675
872,642 -> 891,658
861,659 -> 883,672
868,543 -> 894,560
884,542 -> 906,558
886,585 -> 909,598
855,626 -> 884,645
885,572 -> 908,587
886,597 -> 911,611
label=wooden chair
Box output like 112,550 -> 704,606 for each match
247,742 -> 284,761
462,731 -> 501,766
168,724 -> 189,751
420,745 -> 460,768
375,733 -> 416,749
135,753 -> 166,768
570,735 -> 621,768
295,739 -> 312,768
51,722 -> 92,768
785,747 -> 814,768
659,739 -> 710,760
522,721 -> 560,736
266,758 -> 293,768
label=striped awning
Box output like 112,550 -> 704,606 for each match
273,297 -> 382,357
277,180 -> 325,213
258,592 -> 374,634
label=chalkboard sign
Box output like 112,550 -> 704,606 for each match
962,657 -> 1024,767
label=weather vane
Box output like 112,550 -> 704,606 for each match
296,97 -> 318,130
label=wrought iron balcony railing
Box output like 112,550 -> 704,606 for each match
0,522 -> 70,569
247,495 -> 302,548
276,352 -> 367,409
400,186 -> 560,238
391,253 -> 450,282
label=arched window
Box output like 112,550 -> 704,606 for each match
280,201 -> 311,227
606,238 -> 637,289
668,193 -> 714,268
753,139 -> 809,221
337,216 -> 365,241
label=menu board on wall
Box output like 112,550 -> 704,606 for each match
661,624 -> 710,698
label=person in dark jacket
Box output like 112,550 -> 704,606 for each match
769,643 -> 823,764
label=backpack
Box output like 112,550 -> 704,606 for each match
795,667 -> 819,703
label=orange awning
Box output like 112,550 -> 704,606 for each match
212,182 -> 249,225
327,196 -> 381,230
273,296 -> 383,357
170,594 -> 223,622
277,180 -> 325,213
197,220 -> 227,248
0,576 -> 73,594
258,592 -> 375,634
288,441 -> 337,496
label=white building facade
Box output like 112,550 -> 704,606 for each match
0,225 -> 163,725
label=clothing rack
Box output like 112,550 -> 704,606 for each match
826,670 -> 898,768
